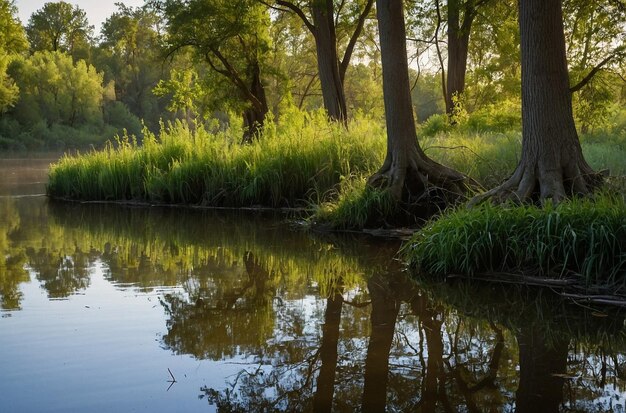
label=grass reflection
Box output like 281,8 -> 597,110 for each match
2,197 -> 626,411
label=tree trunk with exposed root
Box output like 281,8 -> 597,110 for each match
369,0 -> 474,204
470,0 -> 603,206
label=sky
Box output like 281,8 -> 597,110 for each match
14,0 -> 146,33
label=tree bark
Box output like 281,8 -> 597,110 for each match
445,0 -> 474,116
470,0 -> 603,205
369,0 -> 473,202
311,0 -> 348,123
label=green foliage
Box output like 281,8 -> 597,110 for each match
153,67 -> 211,123
9,51 -> 103,127
96,4 -> 167,129
0,50 -> 17,112
344,63 -> 384,120
421,131 -> 522,188
157,0 -> 273,118
26,1 -> 93,60
420,99 -> 522,137
103,101 -> 143,138
410,72 -> 445,122
0,0 -> 28,54
404,195 -> 626,286
47,108 -> 386,206
0,49 -> 146,150
0,0 -> 27,113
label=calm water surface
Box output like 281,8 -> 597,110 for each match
1,157 -> 625,412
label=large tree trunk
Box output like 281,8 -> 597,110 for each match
470,0 -> 602,205
241,61 -> 269,143
369,0 -> 473,202
445,0 -> 474,116
312,0 -> 348,123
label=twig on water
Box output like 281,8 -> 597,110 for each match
166,368 -> 177,391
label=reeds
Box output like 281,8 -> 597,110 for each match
403,194 -> 626,286
47,110 -> 386,207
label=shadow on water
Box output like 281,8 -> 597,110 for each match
1,182 -> 625,410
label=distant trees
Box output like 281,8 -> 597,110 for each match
0,0 -> 27,113
9,51 -> 103,127
97,4 -> 166,129
26,1 -> 93,61
0,0 -> 28,54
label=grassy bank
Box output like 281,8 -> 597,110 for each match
403,195 -> 626,289
48,109 -> 626,221
314,128 -> 626,229
47,110 -> 385,207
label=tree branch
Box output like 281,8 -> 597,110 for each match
273,0 -> 316,34
298,73 -> 318,109
339,0 -> 374,81
208,46 -> 264,110
335,0 -> 346,28
570,47 -> 625,92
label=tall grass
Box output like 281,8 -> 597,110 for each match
47,109 -> 386,207
403,194 -> 626,287
49,107 -> 626,222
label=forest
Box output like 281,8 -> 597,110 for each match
0,0 -> 622,153
2,0 -> 626,281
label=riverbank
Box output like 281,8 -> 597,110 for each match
46,114 -> 626,294
403,195 -> 626,296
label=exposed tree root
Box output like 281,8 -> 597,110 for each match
468,160 -> 606,208
367,149 -> 480,206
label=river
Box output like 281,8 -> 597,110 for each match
0,156 -> 625,412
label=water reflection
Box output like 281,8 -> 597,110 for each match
1,189 -> 625,411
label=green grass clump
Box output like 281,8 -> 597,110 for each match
47,110 -> 386,207
312,177 -> 398,229
404,195 -> 626,286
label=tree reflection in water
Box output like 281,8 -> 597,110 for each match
192,270 -> 626,412
1,198 -> 625,411
516,326 -> 568,413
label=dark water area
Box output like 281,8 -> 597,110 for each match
1,158 -> 625,412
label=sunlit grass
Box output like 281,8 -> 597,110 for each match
313,177 -> 398,229
49,108 -> 626,228
403,194 -> 626,286
48,110 -> 386,207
